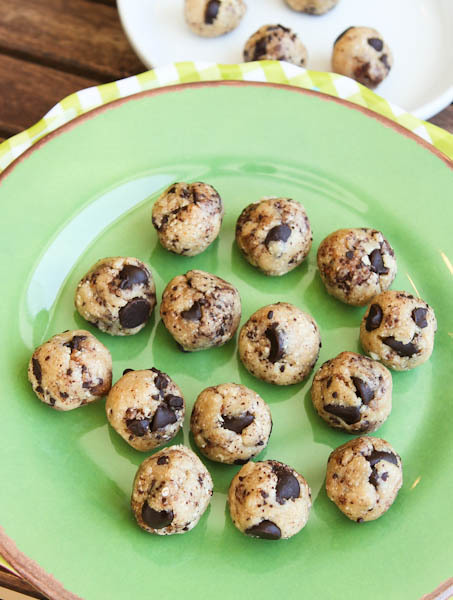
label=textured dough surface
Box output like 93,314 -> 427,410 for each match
131,445 -> 213,535
75,256 -> 156,336
191,383 -> 272,464
152,182 -> 224,256
236,197 -> 312,276
326,436 -> 402,522
243,25 -> 307,67
184,0 -> 246,37
311,351 -> 392,433
360,290 -> 437,371
28,329 -> 112,410
332,26 -> 393,88
285,0 -> 339,15
160,269 -> 241,351
106,368 -> 185,451
317,228 -> 397,306
228,460 -> 311,539
239,302 -> 321,385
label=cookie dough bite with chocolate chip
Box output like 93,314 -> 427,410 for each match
228,460 -> 311,540
191,383 -> 272,464
311,351 -> 392,433
360,290 -> 437,371
332,27 -> 393,88
28,330 -> 112,410
131,445 -> 213,535
160,269 -> 241,351
236,197 -> 312,276
184,0 -> 246,38
317,228 -> 397,306
243,25 -> 307,67
326,436 -> 402,522
106,368 -> 184,451
152,182 -> 224,256
75,257 -> 156,336
239,302 -> 321,385
284,0 -> 339,15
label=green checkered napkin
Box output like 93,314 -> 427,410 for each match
1,61 -> 452,172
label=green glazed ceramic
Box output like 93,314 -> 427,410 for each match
0,82 -> 452,600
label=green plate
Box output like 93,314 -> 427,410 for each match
0,82 -> 452,600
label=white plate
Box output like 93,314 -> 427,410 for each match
118,0 -> 453,120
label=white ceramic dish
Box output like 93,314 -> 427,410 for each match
118,0 -> 453,120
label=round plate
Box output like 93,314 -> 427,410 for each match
0,82 -> 452,600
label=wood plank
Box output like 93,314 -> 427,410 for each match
0,0 -> 145,81
428,104 -> 453,134
0,53 -> 98,139
0,566 -> 48,599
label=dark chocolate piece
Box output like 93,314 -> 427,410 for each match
181,301 -> 202,321
32,358 -> 42,384
222,412 -> 254,434
369,249 -> 389,275
245,520 -> 281,540
151,405 -> 177,431
324,404 -> 361,425
141,502 -> 174,529
366,304 -> 383,331
126,418 -> 150,437
119,298 -> 150,329
272,464 -> 300,504
118,265 -> 148,290
382,337 -> 418,357
204,0 -> 220,24
351,377 -> 374,405
412,307 -> 428,329
264,224 -> 291,248
265,325 -> 285,363
368,37 -> 383,51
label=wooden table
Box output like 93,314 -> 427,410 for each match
0,1 -> 452,598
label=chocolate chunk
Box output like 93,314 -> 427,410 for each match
157,455 -> 169,465
36,386 -> 43,395
151,369 -> 169,392
324,404 -> 361,425
412,307 -> 428,328
245,520 -> 281,540
357,517 -> 364,523
118,265 -> 148,290
252,37 -> 269,61
380,53 -> 390,70
382,336 -> 418,357
366,304 -> 383,331
181,301 -> 202,321
49,397 -> 56,406
204,0 -> 220,24
141,502 -> 174,529
151,405 -> 177,431
369,249 -> 389,275
368,37 -> 383,51
126,418 -> 150,437
366,450 -> 398,488
234,458 -> 249,465
64,335 -> 87,352
265,325 -> 285,363
334,26 -> 354,46
264,224 -> 291,248
346,250 -> 354,259
119,298 -> 150,329
351,377 -> 374,405
273,464 -> 300,504
165,395 -> 184,410
32,358 -> 42,384
267,311 -> 274,319
222,412 -> 254,434
123,368 -> 134,375
60,391 -> 69,399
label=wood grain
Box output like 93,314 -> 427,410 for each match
428,104 -> 453,134
0,565 -> 48,599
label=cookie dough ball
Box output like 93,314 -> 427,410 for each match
106,368 -> 185,451
131,445 -> 213,535
152,182 -> 224,256
28,330 -> 112,410
360,290 -> 437,371
311,351 -> 392,433
317,228 -> 397,306
332,26 -> 393,88
243,25 -> 307,67
160,269 -> 241,351
75,257 -> 156,336
326,436 -> 402,522
239,302 -> 321,385
191,383 -> 272,464
236,197 -> 312,276
184,0 -> 246,37
284,0 -> 339,15
228,460 -> 311,539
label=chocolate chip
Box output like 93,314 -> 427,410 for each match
141,502 -> 173,529
49,397 -> 56,406
32,358 -> 42,384
326,377 -> 332,388
382,336 -> 418,357
366,304 -> 383,331
357,517 -> 364,523
273,464 -> 300,504
151,405 -> 177,431
334,26 -> 354,46
368,37 -> 383,51
412,307 -> 428,328
234,458 -> 249,465
369,249 -> 389,275
351,377 -> 374,405
118,265 -> 148,290
366,450 -> 398,488
380,53 -> 390,70
63,335 -> 87,352
36,385 -> 43,395
151,368 -> 169,393
157,455 -> 169,465
123,368 -> 134,375
346,250 -> 354,259
126,418 -> 150,437
222,412 -> 254,434
181,301 -> 202,321
267,311 -> 274,319
265,325 -> 285,363
245,520 -> 281,540
60,391 -> 69,399
119,298 -> 150,329
264,224 -> 291,248
252,37 -> 269,61
324,404 -> 361,425
204,0 -> 220,24
165,395 -> 184,410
